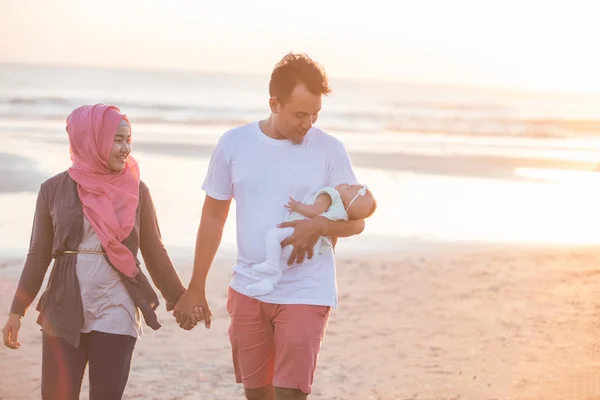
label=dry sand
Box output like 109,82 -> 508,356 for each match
2,242 -> 600,399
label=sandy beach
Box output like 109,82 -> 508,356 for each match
2,242 -> 600,399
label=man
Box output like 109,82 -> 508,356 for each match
174,53 -> 366,400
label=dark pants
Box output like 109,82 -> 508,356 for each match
41,331 -> 137,400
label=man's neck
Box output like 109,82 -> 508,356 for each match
259,116 -> 284,140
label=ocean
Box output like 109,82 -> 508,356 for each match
1,63 -> 600,260
2,63 -> 600,137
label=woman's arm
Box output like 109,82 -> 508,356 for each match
138,182 -> 186,311
9,186 -> 54,316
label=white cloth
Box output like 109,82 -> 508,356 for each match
247,187 -> 349,296
76,216 -> 141,338
202,121 -> 358,307
287,186 -> 348,254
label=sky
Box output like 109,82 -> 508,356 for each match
1,0 -> 599,94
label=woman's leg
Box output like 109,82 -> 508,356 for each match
87,331 -> 136,400
41,331 -> 89,400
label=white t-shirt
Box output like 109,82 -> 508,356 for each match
202,121 -> 358,307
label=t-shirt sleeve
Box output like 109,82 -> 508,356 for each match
327,137 -> 358,187
201,136 -> 233,200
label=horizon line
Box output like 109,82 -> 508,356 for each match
1,60 -> 599,99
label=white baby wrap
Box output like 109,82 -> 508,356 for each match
247,187 -> 348,296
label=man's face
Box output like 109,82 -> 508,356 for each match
271,83 -> 322,144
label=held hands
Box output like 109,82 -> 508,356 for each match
173,288 -> 213,331
187,306 -> 205,330
2,314 -> 22,349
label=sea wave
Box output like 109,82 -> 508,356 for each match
1,95 -> 599,138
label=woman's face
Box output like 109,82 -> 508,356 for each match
108,125 -> 131,172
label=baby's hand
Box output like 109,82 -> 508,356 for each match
285,197 -> 302,212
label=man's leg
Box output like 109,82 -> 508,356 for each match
244,385 -> 276,400
275,387 -> 308,400
226,287 -> 277,400
272,303 -> 331,399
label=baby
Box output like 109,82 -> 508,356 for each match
247,183 -> 376,296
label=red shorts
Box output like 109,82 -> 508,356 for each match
226,287 -> 331,394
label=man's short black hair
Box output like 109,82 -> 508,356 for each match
269,53 -> 331,104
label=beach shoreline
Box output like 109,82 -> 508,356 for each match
2,241 -> 600,399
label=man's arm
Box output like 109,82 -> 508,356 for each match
173,195 -> 231,329
323,218 -> 364,254
189,196 -> 231,289
319,217 -> 365,238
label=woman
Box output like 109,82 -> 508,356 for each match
2,104 -> 199,400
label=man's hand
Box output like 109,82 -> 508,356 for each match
279,217 -> 327,266
173,288 -> 212,330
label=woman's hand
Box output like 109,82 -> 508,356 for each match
173,288 -> 213,330
3,314 -> 22,349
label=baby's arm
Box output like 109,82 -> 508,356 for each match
286,193 -> 332,218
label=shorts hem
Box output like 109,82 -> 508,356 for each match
273,379 -> 311,395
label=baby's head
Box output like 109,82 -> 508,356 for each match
335,183 -> 377,220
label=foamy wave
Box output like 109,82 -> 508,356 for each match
1,95 -> 600,138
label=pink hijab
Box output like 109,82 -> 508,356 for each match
66,104 -> 140,278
